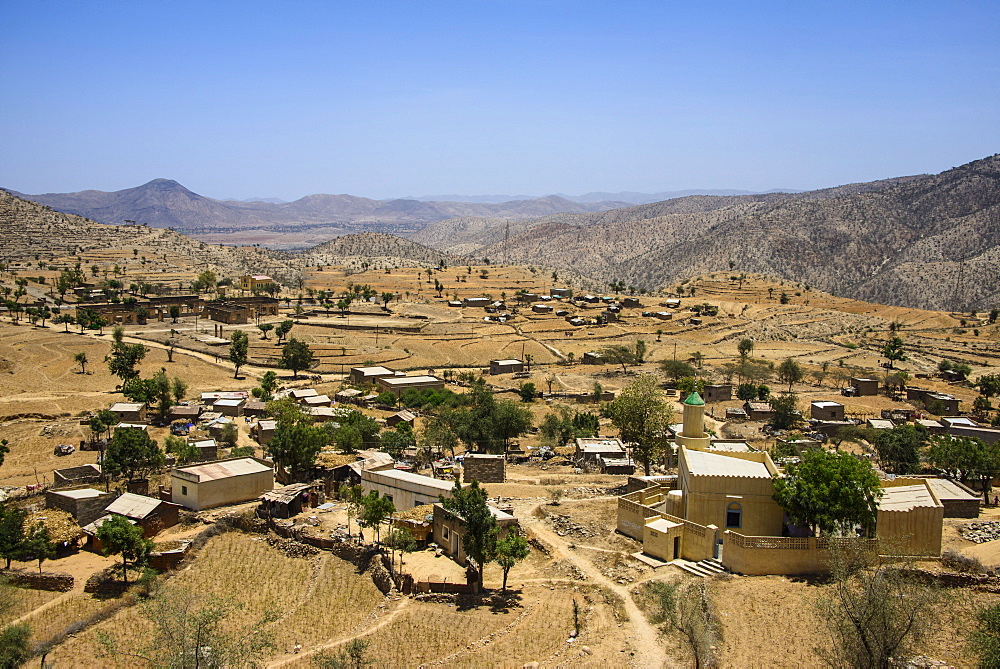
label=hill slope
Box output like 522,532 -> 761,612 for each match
462,158 -> 999,310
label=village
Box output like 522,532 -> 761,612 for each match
1,255 -> 1000,667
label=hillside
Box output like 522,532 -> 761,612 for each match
0,189 -> 303,285
6,180 -> 626,248
455,159 -> 998,310
301,232 -> 459,270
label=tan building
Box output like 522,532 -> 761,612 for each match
348,366 -> 398,386
360,468 -> 458,510
810,401 -> 845,421
240,275 -> 276,293
109,402 -> 147,423
171,457 -> 274,511
488,359 -> 524,375
433,503 -> 518,565
376,375 -> 445,398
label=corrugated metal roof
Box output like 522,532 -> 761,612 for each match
175,458 -> 272,482
105,493 -> 163,519
260,483 -> 311,504
683,449 -> 771,479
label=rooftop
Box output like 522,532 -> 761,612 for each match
362,468 -> 456,492
683,448 -> 771,479
925,478 -> 979,502
52,488 -> 106,500
174,458 -> 272,483
379,375 -> 441,386
683,392 -> 705,406
878,483 -> 940,512
110,402 -> 143,412
105,492 -> 164,520
352,366 -> 396,375
812,401 -> 843,408
647,518 -> 682,533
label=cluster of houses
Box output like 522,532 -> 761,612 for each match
617,391 -> 978,576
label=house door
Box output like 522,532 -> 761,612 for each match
673,536 -> 681,560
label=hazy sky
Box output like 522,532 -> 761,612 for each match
2,1 -> 998,200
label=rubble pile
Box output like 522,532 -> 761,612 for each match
960,521 -> 1000,544
547,513 -> 598,539
265,535 -> 319,558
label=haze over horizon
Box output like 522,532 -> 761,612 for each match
2,1 -> 998,202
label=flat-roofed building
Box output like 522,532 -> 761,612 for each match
109,402 -> 147,423
240,275 -> 275,293
171,457 -> 274,511
703,385 -> 732,403
213,398 -> 245,417
575,437 -> 627,463
851,377 -> 879,396
348,366 -> 398,385
488,359 -> 524,375
360,469 -> 458,510
810,401 -> 845,421
376,375 -> 445,398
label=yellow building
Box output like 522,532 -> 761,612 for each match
240,274 -> 276,293
171,457 -> 275,511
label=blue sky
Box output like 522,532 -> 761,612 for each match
2,1 -> 998,200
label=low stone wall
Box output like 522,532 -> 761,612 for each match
6,570 -> 74,592
722,532 -> 879,576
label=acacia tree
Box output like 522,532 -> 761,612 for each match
96,514 -> 152,584
103,427 -> 164,485
777,357 -> 804,392
604,374 -> 674,476
927,434 -> 1000,503
440,480 -> 498,590
229,329 -> 249,378
872,424 -> 928,475
882,336 -> 907,369
279,337 -> 313,379
74,352 -> 88,374
495,528 -> 530,592
772,449 -> 882,537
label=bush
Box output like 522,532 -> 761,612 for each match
941,550 -> 986,574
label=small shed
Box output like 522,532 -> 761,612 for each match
599,456 -> 635,475
810,401 -> 845,421
743,401 -> 775,421
302,394 -> 333,408
109,402 -> 147,423
489,359 -> 524,375
243,401 -> 267,417
387,410 -> 417,427
532,304 -> 553,314
622,297 -> 641,308
725,407 -> 748,421
168,405 -> 201,422
213,398 -> 245,417
703,385 -> 732,403
53,464 -> 103,487
851,377 -> 880,397
251,419 -> 277,445
46,488 -> 117,527
105,492 -> 181,536
187,438 -> 219,462
258,483 -> 315,519
462,454 -> 506,483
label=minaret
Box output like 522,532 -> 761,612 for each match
675,391 -> 711,450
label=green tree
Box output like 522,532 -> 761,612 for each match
229,329 -> 249,378
604,374 -> 674,476
0,506 -> 27,569
268,420 -> 328,482
0,622 -> 31,669
495,528 -> 530,592
103,427 -> 164,484
772,450 -> 882,536
74,351 -> 88,374
872,424 -> 928,475
164,435 -> 199,465
252,370 -> 279,402
280,337 -> 314,379
882,336 -> 906,369
380,424 -> 415,458
0,440 -> 8,469
660,359 -> 697,383
275,319 -> 294,343
599,344 -> 638,374
518,382 -> 536,402
258,322 -> 274,340
926,434 -> 1000,503
440,480 -> 498,590
977,374 -> 1000,398
359,491 -> 395,545
96,514 -> 152,584
315,639 -> 370,669
105,341 -> 148,385
769,392 -> 801,430
385,527 -> 416,573
19,522 -> 55,573
776,357 -> 804,392
737,338 -> 754,359
168,305 -> 180,323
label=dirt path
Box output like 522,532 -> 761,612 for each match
521,502 -> 672,668
265,596 -> 412,667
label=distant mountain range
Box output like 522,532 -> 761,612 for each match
402,188 -> 802,205
5,180 -> 628,249
427,158 -> 999,310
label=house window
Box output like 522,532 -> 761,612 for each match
442,528 -> 449,539
181,485 -> 188,496
726,502 -> 742,529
